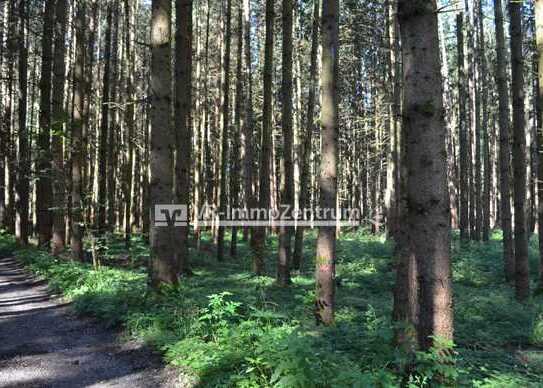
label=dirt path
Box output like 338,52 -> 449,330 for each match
0,256 -> 178,388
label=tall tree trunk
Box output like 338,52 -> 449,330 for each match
509,0 -> 530,301
15,0 -> 29,245
150,0 -> 178,286
71,0 -> 86,261
124,0 -> 137,247
51,0 -> 69,255
230,3 -> 243,258
242,0 -> 256,254
217,0 -> 232,262
293,0 -> 319,270
277,0 -> 294,286
457,13 -> 469,241
97,5 -> 112,234
536,0 -> 543,290
175,0 -> 192,274
397,0 -> 453,350
314,0 -> 338,326
493,0 -> 515,282
251,0 -> 274,274
37,0 -> 56,248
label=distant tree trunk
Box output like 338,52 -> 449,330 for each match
97,5 -> 112,234
150,0 -> 178,286
509,0 -> 530,301
277,0 -> 294,286
314,0 -> 338,326
242,0 -> 256,253
230,3 -> 243,258
37,0 -> 56,248
15,0 -> 29,245
51,0 -> 69,256
251,0 -> 274,275
457,13 -> 469,241
0,1 -> 5,229
123,0 -> 137,247
493,0 -> 514,282
293,0 -> 319,270
217,0 -> 232,262
175,0 -> 192,274
536,0 -> 543,290
397,0 -> 453,350
478,0 -> 490,241
71,0 -> 86,261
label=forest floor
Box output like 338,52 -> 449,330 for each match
0,230 -> 543,386
0,255 -> 180,387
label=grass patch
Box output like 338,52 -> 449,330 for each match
1,229 -> 542,387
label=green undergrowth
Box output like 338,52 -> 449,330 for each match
1,229 -> 542,387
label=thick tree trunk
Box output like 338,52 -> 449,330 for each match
493,0 -> 515,282
150,0 -> 178,286
509,0 -> 530,301
36,0 -> 56,247
277,0 -> 294,286
71,0 -> 86,261
314,0 -> 338,326
51,0 -> 68,256
397,0 -> 453,350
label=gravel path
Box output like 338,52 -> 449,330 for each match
0,256 -> 179,388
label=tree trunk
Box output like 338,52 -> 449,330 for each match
15,0 -> 29,245
509,0 -> 530,301
457,13 -> 469,241
277,0 -> 294,286
36,0 -> 56,248
397,0 -> 453,350
51,0 -> 69,256
493,0 -> 515,282
217,0 -> 232,262
150,0 -> 178,286
536,0 -> 543,290
71,0 -> 86,261
175,0 -> 192,274
314,0 -> 338,326
293,0 -> 319,270
251,0 -> 274,275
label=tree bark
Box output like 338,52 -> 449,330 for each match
71,0 -> 86,261
150,0 -> 178,286
314,0 -> 338,326
509,0 -> 530,301
277,0 -> 294,286
51,0 -> 69,256
397,0 -> 453,350
536,0 -> 543,290
251,0 -> 274,275
36,0 -> 56,247
493,0 -> 515,282
175,0 -> 192,274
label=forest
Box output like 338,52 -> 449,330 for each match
1,0 -> 543,386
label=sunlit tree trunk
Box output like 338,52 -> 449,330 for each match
315,0 -> 339,326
